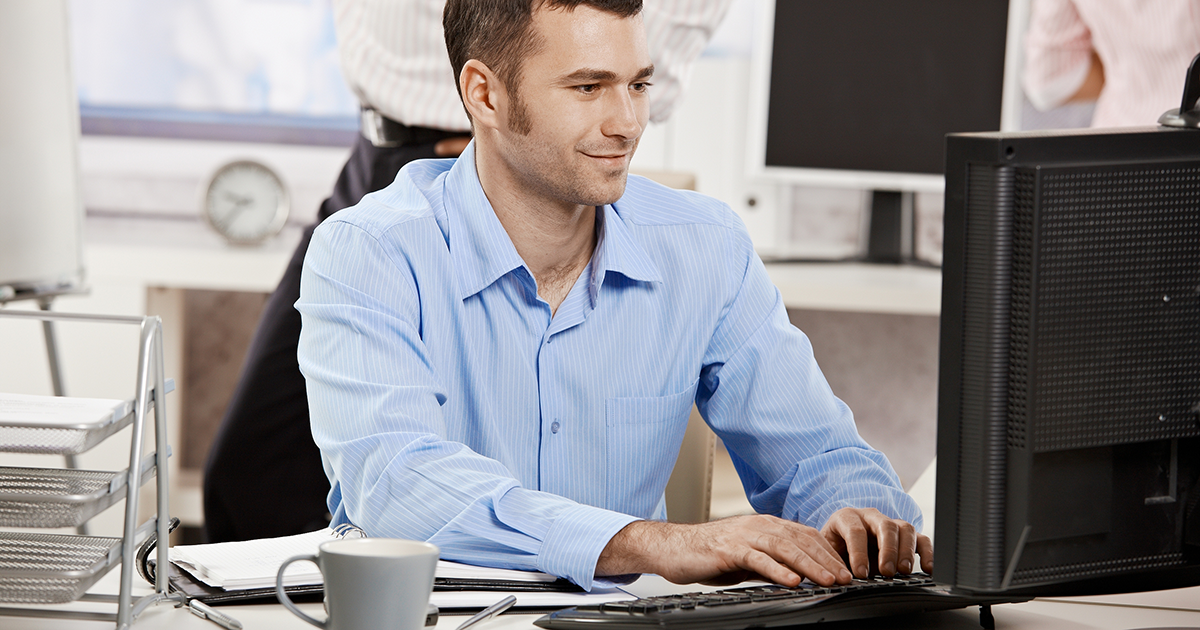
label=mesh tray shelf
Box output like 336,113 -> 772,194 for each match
0,407 -> 134,456
0,462 -> 156,528
0,531 -> 122,604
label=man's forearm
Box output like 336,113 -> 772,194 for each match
596,520 -> 666,576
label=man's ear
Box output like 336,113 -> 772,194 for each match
460,60 -> 504,132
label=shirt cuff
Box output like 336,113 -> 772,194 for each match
537,504 -> 640,591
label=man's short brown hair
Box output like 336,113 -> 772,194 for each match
443,0 -> 643,121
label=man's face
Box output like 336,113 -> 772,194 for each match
493,5 -> 652,210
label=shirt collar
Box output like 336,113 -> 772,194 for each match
446,142 -> 529,300
589,202 -> 663,305
446,142 -> 663,301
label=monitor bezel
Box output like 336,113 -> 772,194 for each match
744,0 -> 1030,194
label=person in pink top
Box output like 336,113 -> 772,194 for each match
1022,0 -> 1200,128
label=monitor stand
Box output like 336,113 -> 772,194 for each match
865,190 -> 915,264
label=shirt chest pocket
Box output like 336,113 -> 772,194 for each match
603,379 -> 699,519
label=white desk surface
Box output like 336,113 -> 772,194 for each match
6,570 -> 1198,630
762,262 -> 942,316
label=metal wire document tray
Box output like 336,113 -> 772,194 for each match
0,310 -> 176,629
0,455 -> 158,528
0,397 -> 135,455
0,531 -> 125,604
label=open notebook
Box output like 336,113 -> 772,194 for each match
171,527 -> 565,590
166,527 -> 632,610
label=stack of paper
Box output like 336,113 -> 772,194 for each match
172,528 -> 329,589
0,392 -> 132,429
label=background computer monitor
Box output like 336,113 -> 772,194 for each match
746,0 -> 1022,261
935,125 -> 1200,596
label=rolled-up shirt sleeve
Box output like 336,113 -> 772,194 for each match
297,217 -> 637,590
697,213 -> 923,532
643,0 -> 735,122
1022,0 -> 1096,112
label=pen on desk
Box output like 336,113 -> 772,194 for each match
455,595 -> 517,630
188,599 -> 244,630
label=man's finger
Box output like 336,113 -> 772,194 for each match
770,531 -> 852,585
785,547 -> 851,586
810,537 -> 855,584
799,527 -> 855,584
871,517 -> 901,576
896,522 -> 917,574
739,548 -> 802,587
916,534 -> 934,573
830,514 -> 871,578
745,537 -> 836,586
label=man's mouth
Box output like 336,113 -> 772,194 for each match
584,152 -> 629,163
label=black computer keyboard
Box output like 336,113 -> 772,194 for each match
535,574 -> 1020,630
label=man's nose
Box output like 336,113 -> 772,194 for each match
602,89 -> 645,140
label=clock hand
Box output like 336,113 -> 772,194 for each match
222,191 -> 253,206
220,199 -> 253,228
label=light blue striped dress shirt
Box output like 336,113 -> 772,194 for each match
296,142 -> 921,591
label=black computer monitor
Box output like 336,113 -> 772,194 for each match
757,0 -> 1011,180
746,0 -> 1017,261
934,125 -> 1200,597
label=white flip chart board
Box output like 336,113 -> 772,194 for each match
0,0 -> 84,292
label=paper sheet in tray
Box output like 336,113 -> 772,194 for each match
0,392 -> 132,429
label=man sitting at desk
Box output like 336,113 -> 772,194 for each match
296,0 -> 931,591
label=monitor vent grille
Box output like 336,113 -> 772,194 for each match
1011,552 -> 1185,586
1015,164 -> 1200,451
1007,171 -> 1036,449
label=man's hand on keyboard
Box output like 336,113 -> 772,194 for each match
820,507 -> 933,579
595,515 -> 857,588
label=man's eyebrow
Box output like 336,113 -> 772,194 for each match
558,65 -> 655,84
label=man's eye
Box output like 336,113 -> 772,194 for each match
577,84 -> 598,94
632,82 -> 652,92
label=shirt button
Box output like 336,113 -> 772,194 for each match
550,421 -> 561,434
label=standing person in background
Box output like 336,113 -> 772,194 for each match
203,0 -> 734,544
1022,0 -> 1200,128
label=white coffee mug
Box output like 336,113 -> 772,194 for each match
276,537 -> 439,630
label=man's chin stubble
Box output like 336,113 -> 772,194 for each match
592,169 -> 630,205
568,180 -> 626,208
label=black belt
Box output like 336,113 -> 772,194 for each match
359,107 -> 470,148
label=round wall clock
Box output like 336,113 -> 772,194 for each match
202,160 -> 290,245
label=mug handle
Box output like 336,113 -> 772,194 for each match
276,554 -> 326,628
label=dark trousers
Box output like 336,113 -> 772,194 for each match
202,134 -> 449,542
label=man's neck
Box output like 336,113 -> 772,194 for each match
475,150 -> 597,315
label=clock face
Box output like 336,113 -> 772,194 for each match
203,160 -> 290,244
